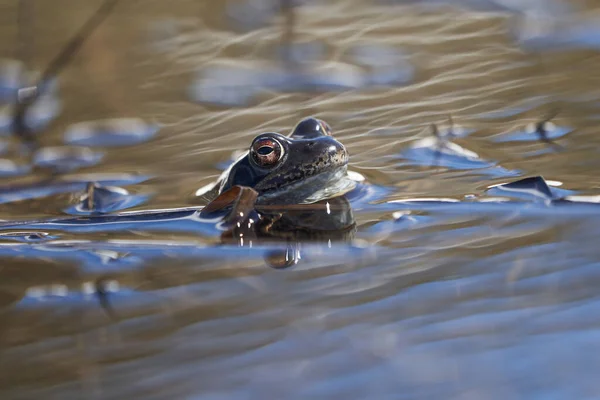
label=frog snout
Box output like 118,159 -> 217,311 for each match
323,140 -> 348,166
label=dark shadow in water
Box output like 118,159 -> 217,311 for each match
219,195 -> 356,269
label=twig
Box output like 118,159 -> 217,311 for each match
13,0 -> 120,150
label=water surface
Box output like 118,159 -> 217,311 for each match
1,0 -> 600,399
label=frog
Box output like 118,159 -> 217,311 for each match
198,117 -> 357,205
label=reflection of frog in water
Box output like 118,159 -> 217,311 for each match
220,194 -> 357,269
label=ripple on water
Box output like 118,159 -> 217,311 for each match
474,96 -> 550,120
33,146 -> 104,173
0,174 -> 149,205
189,61 -> 365,107
0,231 -> 58,243
398,137 -> 520,177
225,0 -> 278,32
264,62 -> 365,92
0,59 -> 21,102
0,159 -> 32,177
493,122 -> 572,142
275,41 -> 327,65
348,43 -> 414,87
63,118 -> 159,147
514,13 -> 600,52
188,64 -> 262,107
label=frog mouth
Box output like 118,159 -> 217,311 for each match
256,165 -> 356,205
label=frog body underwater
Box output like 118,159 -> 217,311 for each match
201,117 -> 356,205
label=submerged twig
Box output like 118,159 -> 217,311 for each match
280,0 -> 296,70
430,123 -> 442,166
534,107 -> 564,151
95,277 -> 118,321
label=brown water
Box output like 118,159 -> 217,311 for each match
1,0 -> 600,399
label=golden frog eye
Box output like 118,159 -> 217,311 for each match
250,136 -> 284,168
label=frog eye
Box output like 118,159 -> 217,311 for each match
317,119 -> 332,136
250,136 -> 284,168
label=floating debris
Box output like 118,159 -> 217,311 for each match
33,146 -> 104,173
0,173 -> 150,205
65,182 -> 150,215
486,176 -> 575,202
494,122 -> 571,143
399,126 -> 518,177
64,118 -> 159,147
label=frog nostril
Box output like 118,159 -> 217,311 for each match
304,141 -> 316,151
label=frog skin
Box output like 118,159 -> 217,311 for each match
202,117 -> 356,205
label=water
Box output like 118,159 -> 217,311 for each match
1,0 -> 600,398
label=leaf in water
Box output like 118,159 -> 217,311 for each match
202,185 -> 260,230
203,185 -> 259,216
203,186 -> 243,214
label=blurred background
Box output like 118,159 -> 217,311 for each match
1,0 -> 600,398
